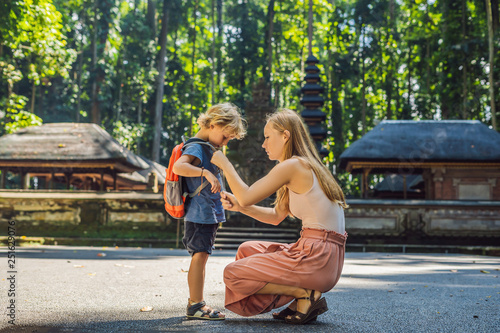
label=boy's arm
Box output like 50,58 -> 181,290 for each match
172,154 -> 202,177
173,154 -> 221,193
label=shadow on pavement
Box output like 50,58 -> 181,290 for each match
14,246 -> 236,261
0,316 -> 340,333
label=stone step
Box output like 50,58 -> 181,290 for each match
216,232 -> 297,238
218,226 -> 298,233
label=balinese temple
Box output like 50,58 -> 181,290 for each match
0,123 -> 165,191
300,55 -> 328,156
339,120 -> 500,201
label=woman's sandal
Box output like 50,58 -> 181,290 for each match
186,300 -> 225,321
285,290 -> 328,325
272,306 -> 317,322
272,307 -> 296,320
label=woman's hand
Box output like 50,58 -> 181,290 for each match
203,169 -> 221,193
220,191 -> 241,212
211,150 -> 229,169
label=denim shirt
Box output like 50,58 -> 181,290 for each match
182,139 -> 225,224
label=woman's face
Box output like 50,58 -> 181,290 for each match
262,122 -> 288,162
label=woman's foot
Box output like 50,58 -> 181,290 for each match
285,290 -> 328,325
289,290 -> 320,316
272,300 -> 296,320
186,299 -> 225,320
272,299 -> 317,322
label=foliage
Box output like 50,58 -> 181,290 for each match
0,0 -> 75,132
0,93 -> 42,135
112,120 -> 146,151
0,0 -> 498,197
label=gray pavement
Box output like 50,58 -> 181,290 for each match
0,245 -> 499,333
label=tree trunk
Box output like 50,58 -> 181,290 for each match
216,0 -> 223,99
461,0 -> 468,119
492,0 -> 499,32
75,49 -> 83,122
425,2 -> 430,97
263,0 -> 275,83
405,45 -> 412,120
486,0 -> 497,130
147,0 -> 156,37
361,27 -> 366,134
330,43 -> 343,158
152,0 -> 170,162
90,0 -> 112,124
38,81 -> 44,116
137,98 -> 142,156
211,0 -> 215,104
308,0 -> 313,55
30,80 -> 35,114
116,35 -> 127,122
189,0 -> 199,136
386,0 -> 395,120
90,2 -> 99,124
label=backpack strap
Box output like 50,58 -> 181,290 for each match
187,180 -> 211,198
181,138 -> 221,197
182,139 -> 217,152
185,139 -> 225,192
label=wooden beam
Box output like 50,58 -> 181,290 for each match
347,161 -> 500,172
0,161 -> 116,168
0,169 -> 5,189
50,171 -> 54,190
100,171 -> 104,192
403,174 -> 407,199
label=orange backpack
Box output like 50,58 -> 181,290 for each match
163,140 -> 215,219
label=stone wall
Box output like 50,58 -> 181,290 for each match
0,191 -> 169,229
2,191 -> 499,247
345,199 -> 500,245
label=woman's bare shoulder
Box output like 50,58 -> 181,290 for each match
267,157 -> 310,182
288,156 -> 311,170
284,157 -> 313,193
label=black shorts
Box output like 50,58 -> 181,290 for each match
182,221 -> 219,256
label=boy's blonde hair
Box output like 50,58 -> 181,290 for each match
266,109 -> 348,211
197,103 -> 247,139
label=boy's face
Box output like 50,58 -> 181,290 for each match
208,124 -> 236,148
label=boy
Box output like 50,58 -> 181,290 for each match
173,103 -> 246,320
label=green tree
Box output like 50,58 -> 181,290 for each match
0,0 -> 73,133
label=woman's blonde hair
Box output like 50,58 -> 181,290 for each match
197,103 -> 247,139
267,108 -> 348,211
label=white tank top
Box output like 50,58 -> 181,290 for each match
288,170 -> 345,234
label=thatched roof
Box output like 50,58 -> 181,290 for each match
0,123 -> 149,173
119,156 -> 166,185
339,120 -> 500,173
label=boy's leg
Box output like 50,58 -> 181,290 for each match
187,251 -> 224,319
188,251 -> 209,303
183,222 -> 224,319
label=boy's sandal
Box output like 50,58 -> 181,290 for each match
186,300 -> 225,321
285,291 -> 328,325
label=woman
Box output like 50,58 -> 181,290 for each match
211,109 -> 348,325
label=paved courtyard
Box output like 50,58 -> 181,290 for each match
1,245 -> 499,332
